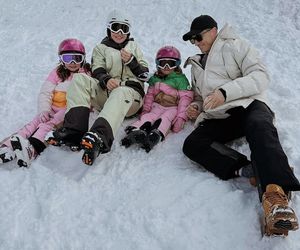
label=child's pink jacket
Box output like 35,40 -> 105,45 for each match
132,71 -> 194,136
4,67 -> 88,148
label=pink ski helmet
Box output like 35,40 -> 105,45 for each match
58,38 -> 86,55
156,46 -> 181,61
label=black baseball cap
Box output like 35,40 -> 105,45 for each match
182,15 -> 218,41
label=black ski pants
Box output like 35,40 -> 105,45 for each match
183,100 -> 300,193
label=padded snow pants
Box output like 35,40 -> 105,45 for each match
64,73 -> 143,151
131,103 -> 177,137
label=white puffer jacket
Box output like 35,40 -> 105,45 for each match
184,23 -> 270,126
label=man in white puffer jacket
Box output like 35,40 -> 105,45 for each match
182,15 -> 299,236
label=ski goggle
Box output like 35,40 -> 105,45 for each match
108,22 -> 130,35
156,59 -> 180,70
59,53 -> 85,64
189,29 -> 212,44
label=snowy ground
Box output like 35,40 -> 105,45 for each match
0,0 -> 300,249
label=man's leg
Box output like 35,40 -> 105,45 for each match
243,100 -> 300,193
183,113 -> 250,180
244,100 -> 299,235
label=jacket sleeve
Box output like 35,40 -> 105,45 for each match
92,67 -> 111,89
38,69 -> 60,113
220,39 -> 270,102
38,80 -> 56,113
190,69 -> 204,112
91,46 -> 111,89
142,86 -> 155,112
125,44 -> 149,82
176,90 -> 194,121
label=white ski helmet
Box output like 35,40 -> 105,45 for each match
107,9 -> 131,27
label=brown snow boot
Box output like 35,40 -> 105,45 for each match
262,184 -> 298,236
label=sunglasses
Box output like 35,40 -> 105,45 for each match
189,29 -> 212,44
108,22 -> 130,35
59,53 -> 85,64
156,59 -> 180,70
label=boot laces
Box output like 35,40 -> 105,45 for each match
264,191 -> 288,214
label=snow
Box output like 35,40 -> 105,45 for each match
0,0 -> 300,249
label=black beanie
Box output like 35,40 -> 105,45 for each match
182,15 -> 218,41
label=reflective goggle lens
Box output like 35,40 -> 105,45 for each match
156,59 -> 179,69
60,54 -> 84,64
190,34 -> 203,44
108,22 -> 130,34
189,29 -> 212,44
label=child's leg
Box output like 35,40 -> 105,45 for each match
131,103 -> 163,128
17,115 -> 41,139
0,115 -> 41,149
9,115 -> 47,166
140,107 -> 177,153
9,110 -> 63,167
30,109 -> 65,154
32,109 -> 65,141
155,106 -> 178,137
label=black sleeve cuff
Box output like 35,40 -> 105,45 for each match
125,56 -> 149,81
219,88 -> 227,100
92,67 -> 111,90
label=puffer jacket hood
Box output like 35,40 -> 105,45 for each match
218,24 -> 239,40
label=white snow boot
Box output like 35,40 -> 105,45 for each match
0,145 -> 15,164
10,135 -> 37,167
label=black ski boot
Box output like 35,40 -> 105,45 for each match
47,127 -> 83,151
121,129 -> 148,148
121,122 -> 151,148
81,132 -> 104,166
142,129 -> 163,153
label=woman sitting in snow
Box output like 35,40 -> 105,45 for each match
49,9 -> 149,166
121,46 -> 194,152
0,38 -> 91,167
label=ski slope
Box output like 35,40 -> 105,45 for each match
0,0 -> 300,249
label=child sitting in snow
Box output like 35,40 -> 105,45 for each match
0,38 -> 91,167
121,46 -> 194,152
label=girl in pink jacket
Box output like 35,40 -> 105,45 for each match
0,38 -> 91,167
121,46 -> 194,152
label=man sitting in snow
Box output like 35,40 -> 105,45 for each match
182,15 -> 299,236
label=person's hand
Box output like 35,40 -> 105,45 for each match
120,48 -> 132,63
39,111 -> 51,122
106,79 -> 120,91
203,89 -> 225,110
172,117 -> 185,133
186,104 -> 200,120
